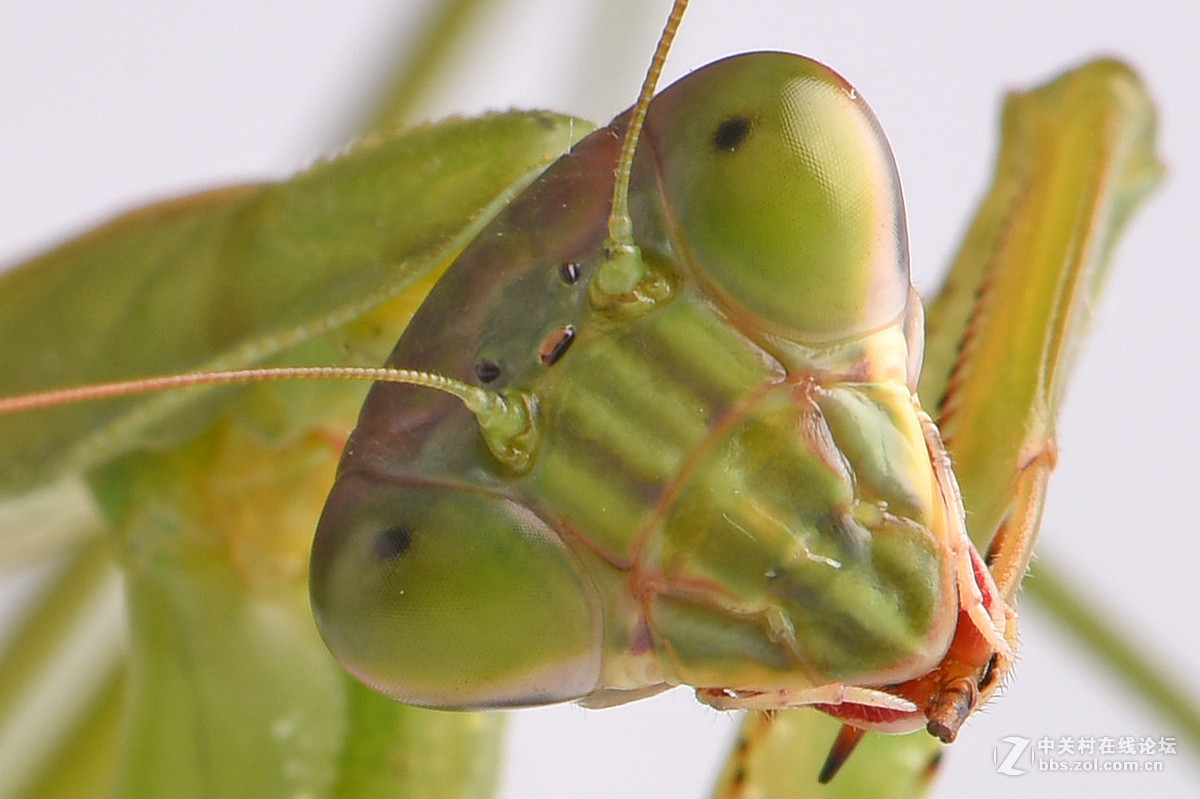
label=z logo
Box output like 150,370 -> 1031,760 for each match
993,736 -> 1031,776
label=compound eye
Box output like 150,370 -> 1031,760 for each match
311,478 -> 601,708
647,52 -> 911,343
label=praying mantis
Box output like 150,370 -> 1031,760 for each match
1,1 -> 1198,798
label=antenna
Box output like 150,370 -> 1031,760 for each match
596,0 -> 690,297
0,366 -> 535,471
1,1 -> 698,469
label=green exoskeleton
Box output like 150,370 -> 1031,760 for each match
311,51 -> 1014,757
0,1 -> 1173,796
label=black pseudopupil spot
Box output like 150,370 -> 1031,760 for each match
713,116 -> 752,152
374,526 -> 413,560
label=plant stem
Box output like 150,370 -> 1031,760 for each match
1025,559 -> 1200,752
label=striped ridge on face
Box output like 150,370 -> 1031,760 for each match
517,281 -> 948,689
525,292 -> 781,563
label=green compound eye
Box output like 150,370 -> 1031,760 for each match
646,52 -> 910,343
311,479 -> 602,708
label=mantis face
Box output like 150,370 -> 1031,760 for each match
311,53 -> 1012,749
0,2 -> 1180,796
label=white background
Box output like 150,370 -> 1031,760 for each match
2,1 -> 1198,797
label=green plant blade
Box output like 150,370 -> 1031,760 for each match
11,668 -> 127,799
360,0 -> 505,134
0,539 -> 124,799
1024,562 -> 1200,755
